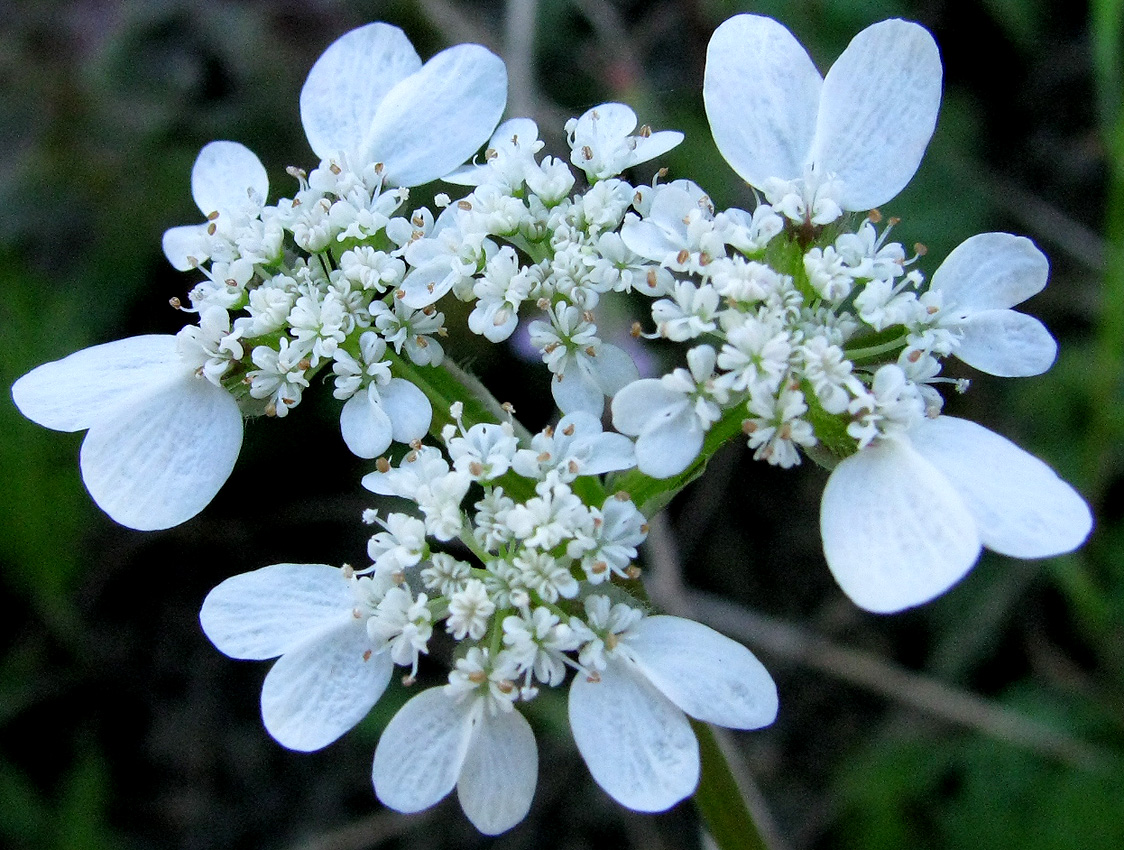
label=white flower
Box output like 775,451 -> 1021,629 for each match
929,232 -> 1057,377
569,610 -> 778,812
703,15 -> 942,212
199,563 -> 394,751
162,140 -> 270,270
445,579 -> 495,640
511,411 -> 636,483
372,660 -> 536,834
300,22 -> 507,188
12,335 -> 242,530
566,103 -> 683,182
611,345 -> 727,478
339,378 -> 432,459
820,416 -> 1093,613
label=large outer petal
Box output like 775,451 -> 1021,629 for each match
457,709 -> 537,834
628,616 -> 778,730
161,224 -> 209,271
261,619 -> 392,751
820,437 -> 980,613
569,658 -> 698,812
300,23 -> 422,160
382,378 -> 433,443
373,688 -> 474,814
191,140 -> 268,217
79,373 -> 242,530
340,391 -> 394,459
908,416 -> 1092,558
364,44 -> 507,187
930,232 -> 1050,311
703,14 -> 821,188
955,309 -> 1057,377
200,563 -> 355,660
811,19 -> 942,211
12,335 -> 182,432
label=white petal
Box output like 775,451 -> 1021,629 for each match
79,374 -> 243,530
373,688 -> 474,814
931,232 -> 1049,311
191,140 -> 268,217
569,658 -> 698,812
703,14 -> 821,188
812,19 -> 942,210
199,563 -> 354,660
300,22 -> 421,160
620,218 -> 682,262
628,616 -> 778,730
551,370 -> 605,417
579,102 -> 637,139
577,432 -> 636,475
340,391 -> 393,459
626,130 -> 685,169
364,44 -> 507,186
457,709 -> 537,834
955,309 -> 1057,377
161,224 -> 208,271
820,438 -> 980,613
589,343 -> 640,395
610,379 -> 683,436
382,378 -> 433,443
398,260 -> 457,310
909,417 -> 1093,558
12,335 -> 182,432
635,413 -> 704,479
261,619 -> 392,751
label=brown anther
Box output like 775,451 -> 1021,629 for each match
265,403 -> 277,417
329,162 -> 342,175
395,289 -> 406,299
416,336 -> 429,348
536,297 -> 551,309
927,304 -> 940,315
630,321 -> 643,338
281,396 -> 295,407
742,420 -> 757,434
411,214 -> 425,227
502,401 -> 515,414
207,210 -> 220,221
437,327 -> 448,337
914,242 -> 928,256
614,491 -> 630,501
584,346 -> 596,357
562,423 -> 576,436
376,457 -> 391,473
676,248 -> 690,265
458,200 -> 473,211
401,674 -> 416,686
582,310 -> 595,322
225,278 -> 237,287
422,305 -> 436,316
868,208 -> 883,224
352,607 -> 363,619
468,671 -> 488,684
593,517 -> 603,529
582,145 -> 594,161
374,162 -> 385,174
497,680 -> 515,694
426,282 -> 435,293
657,167 -> 668,178
410,439 -> 424,450
591,561 -> 607,575
207,222 -> 217,236
639,124 -> 652,137
567,459 -> 579,474
780,422 -> 792,440
543,342 -> 559,354
907,349 -> 922,363
485,147 -> 498,161
634,191 -> 643,205
605,633 -> 619,650
626,565 -> 642,579
639,523 -> 650,534
406,450 -> 419,462
537,451 -> 551,462
469,461 -> 484,477
646,268 -> 658,288
888,217 -> 901,226
363,649 -> 372,661
298,358 -> 311,371
291,197 -> 302,208
169,297 -> 182,310
392,570 -> 405,585
586,672 -> 601,683
543,425 -> 554,437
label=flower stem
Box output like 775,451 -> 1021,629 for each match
693,721 -> 772,850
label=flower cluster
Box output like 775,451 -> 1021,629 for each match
10,11 -> 1095,838
201,405 -> 778,833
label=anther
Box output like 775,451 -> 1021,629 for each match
613,491 -> 630,501
676,249 -> 690,265
468,671 -> 488,684
582,145 -> 594,160
458,200 -> 473,211
329,162 -> 342,175
376,457 -> 391,473
914,242 -> 928,256
639,124 -> 652,137
626,565 -> 642,579
207,211 -> 220,221
631,322 -> 643,338
169,297 -> 182,310
868,208 -> 883,224
563,423 -> 576,436
363,649 -> 372,661
743,420 -> 757,434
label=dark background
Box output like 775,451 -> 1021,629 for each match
2,1 -> 1123,848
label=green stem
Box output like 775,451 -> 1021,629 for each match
693,721 -> 771,850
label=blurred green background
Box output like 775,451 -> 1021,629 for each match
1,0 -> 1122,848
